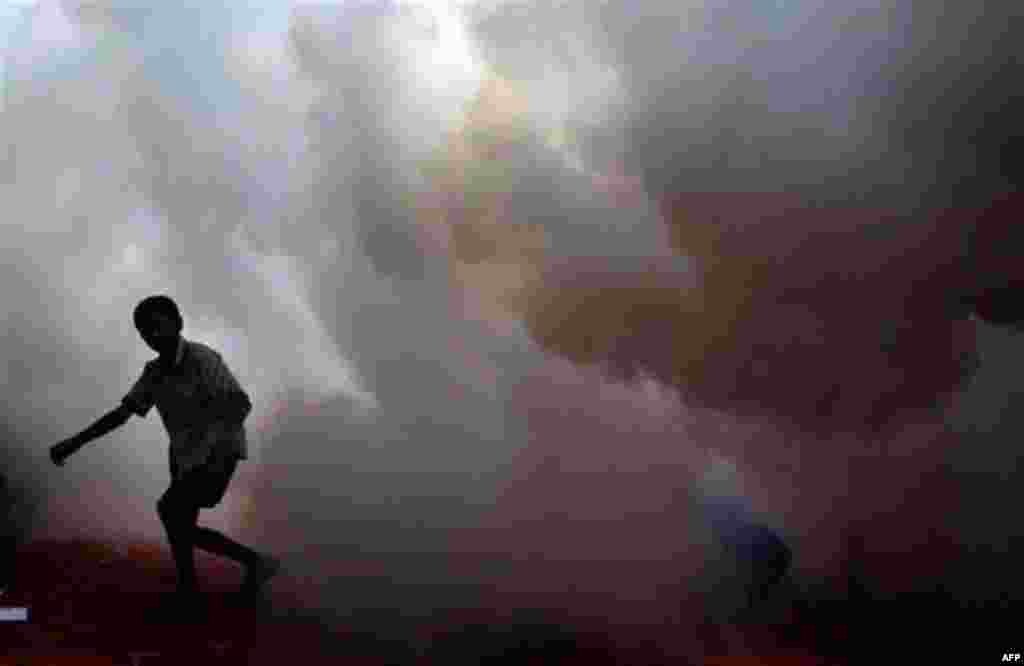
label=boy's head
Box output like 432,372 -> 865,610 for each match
133,295 -> 183,355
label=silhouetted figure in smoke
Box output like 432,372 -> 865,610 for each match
740,525 -> 793,611
700,490 -> 793,621
49,295 -> 280,619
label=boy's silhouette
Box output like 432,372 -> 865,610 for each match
49,295 -> 280,617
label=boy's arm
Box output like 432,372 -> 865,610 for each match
50,405 -> 133,466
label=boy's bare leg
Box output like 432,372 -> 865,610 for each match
193,525 -> 280,595
185,459 -> 280,597
156,489 -> 202,596
192,527 -> 261,567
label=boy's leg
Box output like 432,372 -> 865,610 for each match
193,526 -> 281,598
156,485 -> 201,594
187,459 -> 279,594
192,526 -> 263,568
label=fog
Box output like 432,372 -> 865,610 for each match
2,0 -> 1021,650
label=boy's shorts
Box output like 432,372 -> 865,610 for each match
170,455 -> 241,509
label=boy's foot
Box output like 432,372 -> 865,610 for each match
238,555 -> 281,598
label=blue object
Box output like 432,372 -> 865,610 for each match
703,496 -> 792,580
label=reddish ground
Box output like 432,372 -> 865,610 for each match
0,538 -> 389,665
0,535 -> 852,665
2,466 -> 1001,664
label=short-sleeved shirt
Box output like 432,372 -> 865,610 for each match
122,338 -> 250,480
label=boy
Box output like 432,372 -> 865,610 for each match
49,295 -> 280,616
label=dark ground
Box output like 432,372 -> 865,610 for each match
0,456 -> 1016,665
1,532 -> 1014,665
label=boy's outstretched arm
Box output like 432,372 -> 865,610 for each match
49,404 -> 134,466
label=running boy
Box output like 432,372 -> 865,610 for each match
49,295 -> 279,615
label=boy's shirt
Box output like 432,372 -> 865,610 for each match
122,338 -> 250,481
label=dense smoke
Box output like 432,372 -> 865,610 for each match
1,0 -> 1021,656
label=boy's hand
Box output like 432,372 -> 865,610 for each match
49,439 -> 75,466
